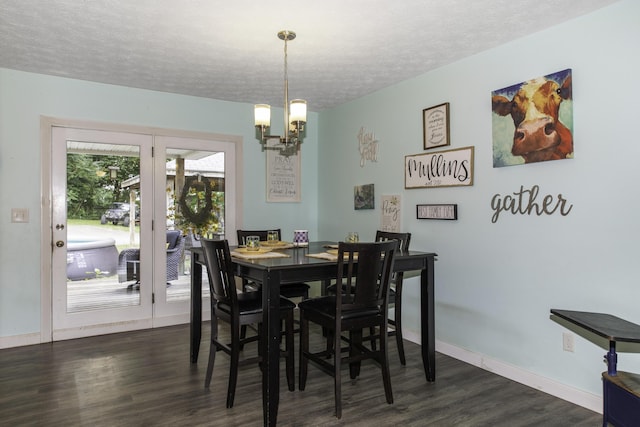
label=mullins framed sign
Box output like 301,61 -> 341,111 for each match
405,146 -> 474,189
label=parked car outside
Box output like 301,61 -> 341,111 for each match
100,202 -> 137,226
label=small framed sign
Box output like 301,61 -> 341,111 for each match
417,204 -> 458,220
423,102 -> 450,150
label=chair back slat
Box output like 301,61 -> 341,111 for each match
201,239 -> 238,306
336,240 -> 398,314
375,231 -> 411,283
375,230 -> 411,252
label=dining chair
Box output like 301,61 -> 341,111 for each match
298,240 -> 398,419
236,229 -> 310,300
200,238 -> 295,408
324,231 -> 411,365
374,230 -> 411,365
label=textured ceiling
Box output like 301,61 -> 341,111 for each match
0,0 -> 619,112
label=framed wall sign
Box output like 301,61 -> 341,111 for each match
266,140 -> 301,202
423,102 -> 450,150
417,204 -> 458,220
354,183 -> 374,210
405,146 -> 474,189
380,195 -> 401,232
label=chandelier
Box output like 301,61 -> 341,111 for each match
254,30 -> 307,156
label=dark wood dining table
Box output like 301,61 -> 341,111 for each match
189,241 -> 437,426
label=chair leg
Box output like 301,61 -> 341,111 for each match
205,316 -> 219,388
227,321 -> 241,408
240,325 -> 247,351
334,325 -> 342,419
349,329 -> 363,380
369,326 -> 377,351
204,340 -> 217,388
326,329 -> 334,356
394,281 -> 406,365
284,313 -> 295,392
379,321 -> 394,405
298,313 -> 309,390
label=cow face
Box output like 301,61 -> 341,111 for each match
492,72 -> 573,164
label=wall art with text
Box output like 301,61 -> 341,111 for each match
405,146 -> 474,189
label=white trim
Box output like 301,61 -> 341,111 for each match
151,311 -> 211,328
52,319 -> 154,341
0,333 -> 42,349
1,314 -> 212,349
402,330 -> 602,415
40,117 -> 54,344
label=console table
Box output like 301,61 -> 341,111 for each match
550,309 -> 640,427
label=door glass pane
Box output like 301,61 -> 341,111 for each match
165,150 -> 224,304
66,141 -> 141,312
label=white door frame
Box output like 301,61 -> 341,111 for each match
40,116 -> 243,343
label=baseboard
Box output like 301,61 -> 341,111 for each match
0,332 -> 42,349
402,330 -> 602,414
152,313 -> 190,328
52,319 -> 154,341
0,313 -> 199,349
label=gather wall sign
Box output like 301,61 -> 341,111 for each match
490,184 -> 573,223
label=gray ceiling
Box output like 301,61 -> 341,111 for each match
0,0 -> 619,112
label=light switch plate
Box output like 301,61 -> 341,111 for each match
11,208 -> 29,223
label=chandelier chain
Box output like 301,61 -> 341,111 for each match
283,35 -> 289,144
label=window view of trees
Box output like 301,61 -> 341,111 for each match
67,151 -> 224,236
66,154 -> 140,219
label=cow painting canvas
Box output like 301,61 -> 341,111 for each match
492,69 -> 573,167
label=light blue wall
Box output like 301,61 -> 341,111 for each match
0,70 -> 318,337
318,0 -> 639,399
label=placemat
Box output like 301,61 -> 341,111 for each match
231,251 -> 291,260
306,252 -> 338,261
261,241 -> 296,249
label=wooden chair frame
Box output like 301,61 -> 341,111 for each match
201,238 -> 295,408
298,240 -> 398,419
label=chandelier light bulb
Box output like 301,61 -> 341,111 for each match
254,104 -> 271,127
289,99 -> 307,124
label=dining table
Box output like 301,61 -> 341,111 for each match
189,241 -> 437,426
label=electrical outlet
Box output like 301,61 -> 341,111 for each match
562,332 -> 575,352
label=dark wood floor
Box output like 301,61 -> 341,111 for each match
0,323 -> 601,426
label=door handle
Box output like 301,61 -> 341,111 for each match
56,240 -> 65,248
55,224 -> 65,230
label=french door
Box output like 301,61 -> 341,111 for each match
152,135 -> 237,322
49,124 -> 237,340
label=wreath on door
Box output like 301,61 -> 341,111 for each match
178,175 -> 214,229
